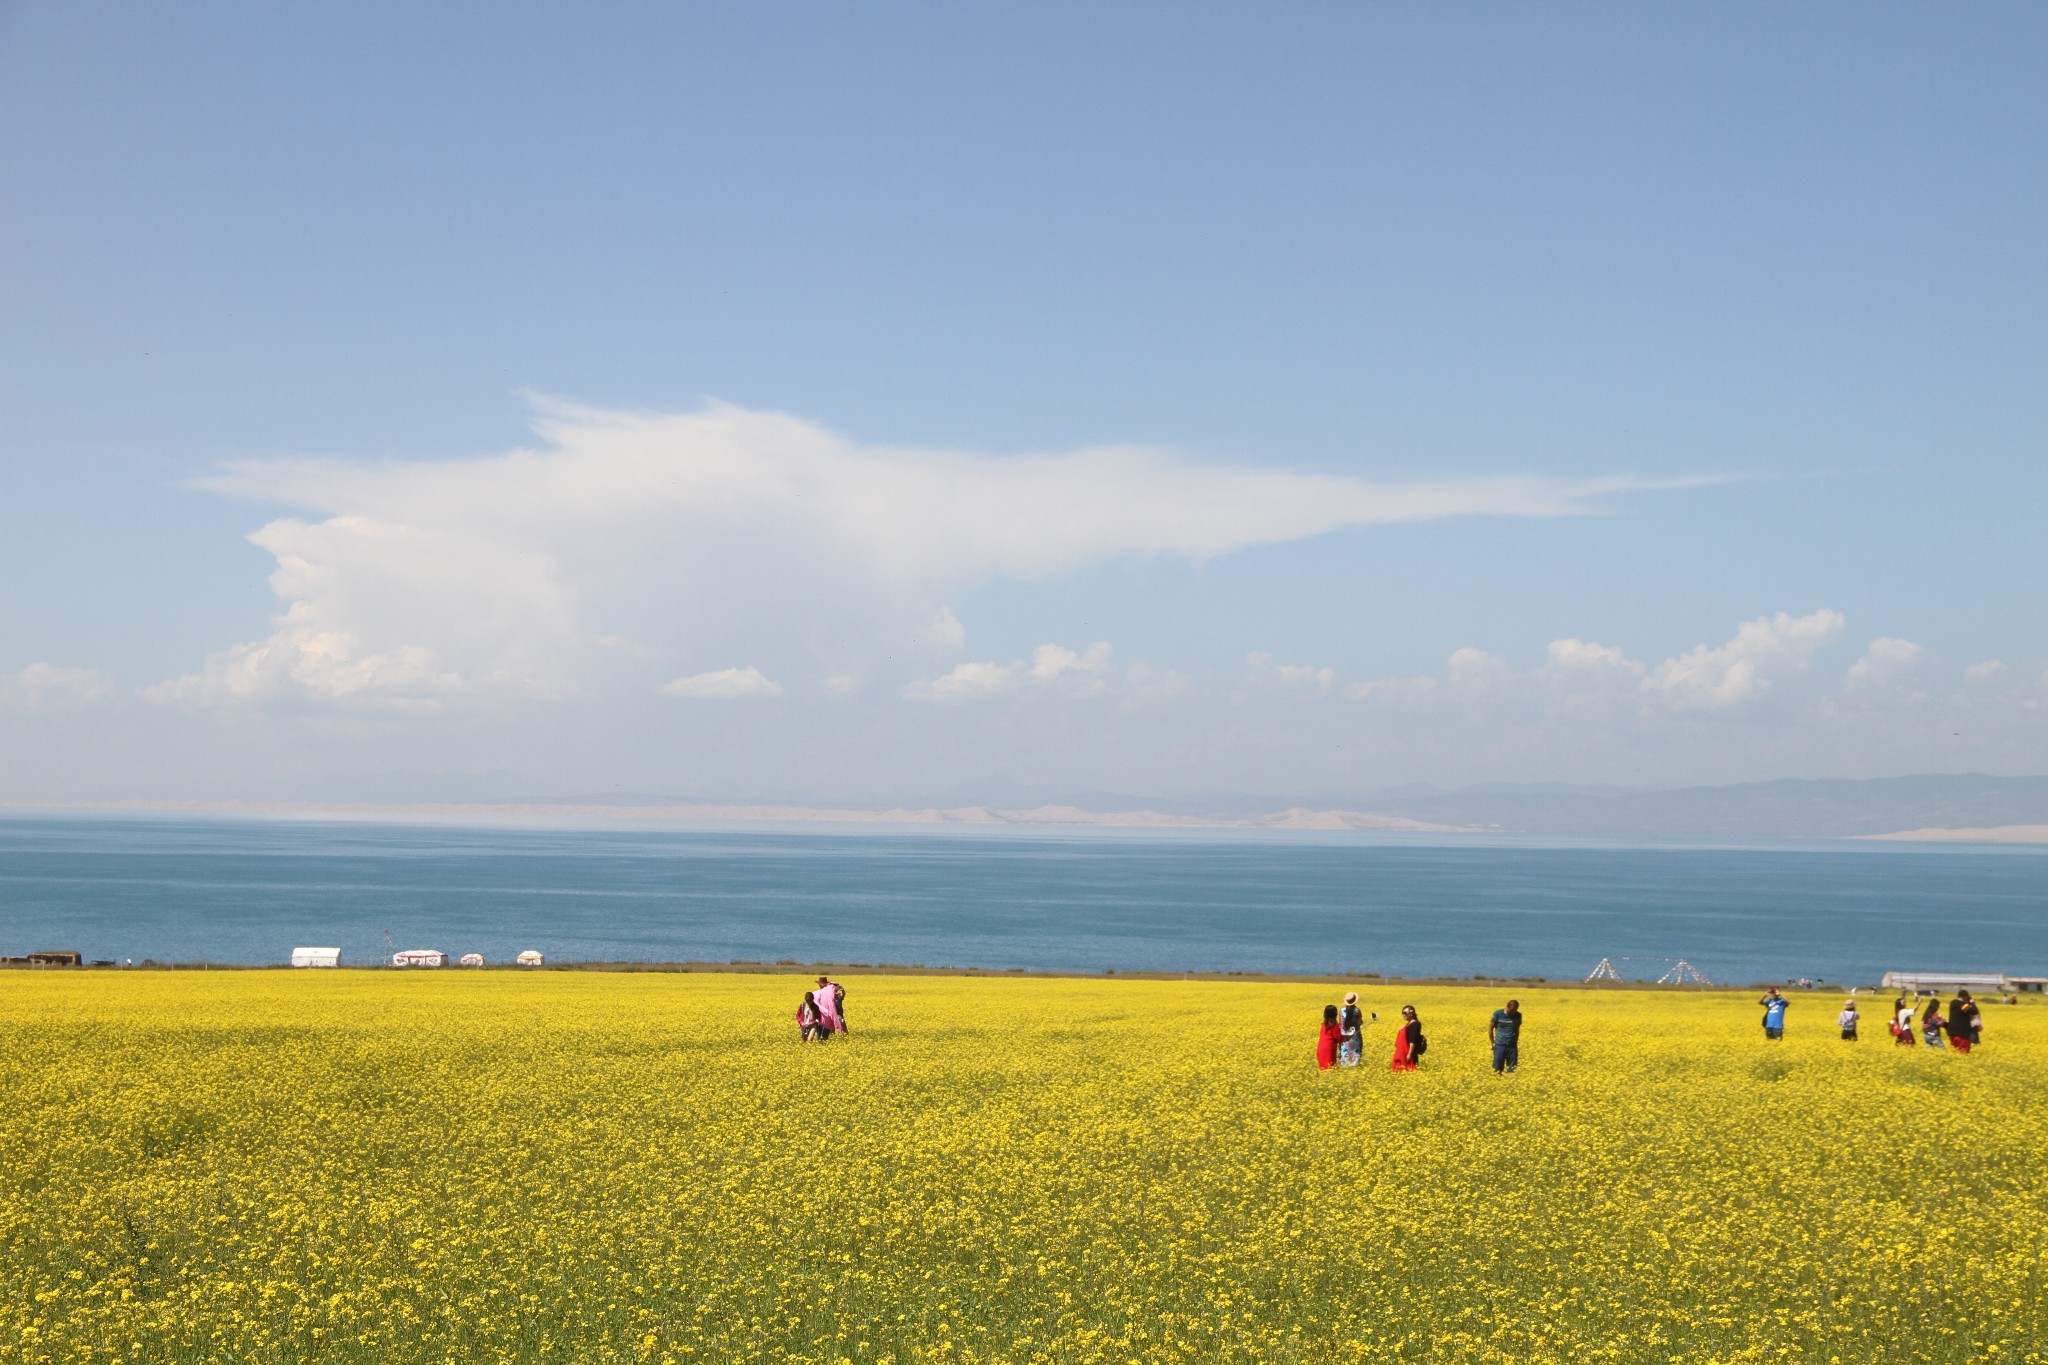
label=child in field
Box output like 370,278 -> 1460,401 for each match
1317,1004 -> 1341,1070
1892,998 -> 1917,1046
1837,1000 -> 1858,1041
797,991 -> 828,1042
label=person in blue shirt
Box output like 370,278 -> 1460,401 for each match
1759,988 -> 1789,1040
1488,999 -> 1522,1074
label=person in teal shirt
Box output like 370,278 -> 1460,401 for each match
1489,1000 -> 1522,1074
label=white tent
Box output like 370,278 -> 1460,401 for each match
516,949 -> 545,966
459,952 -> 486,967
290,946 -> 342,968
392,948 -> 447,968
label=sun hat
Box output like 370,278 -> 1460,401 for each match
1343,992 -> 1358,1005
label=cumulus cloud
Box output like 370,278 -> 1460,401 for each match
1246,652 -> 1337,693
1641,610 -> 1844,712
164,398 -> 1695,708
1342,611 -> 1851,718
6,663 -> 113,707
927,607 -> 967,649
1845,638 -> 1925,689
1543,638 -> 1641,675
658,666 -> 784,699
906,642 -> 1114,702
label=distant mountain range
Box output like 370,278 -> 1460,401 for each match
18,773 -> 2048,841
1364,773 -> 2048,839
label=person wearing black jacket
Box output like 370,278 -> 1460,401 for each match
1947,990 -> 1980,1055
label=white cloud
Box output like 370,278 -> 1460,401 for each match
1121,663 -> 1192,705
1445,647 -> 1513,698
906,641 -> 1114,702
658,666 -> 784,699
1028,641 -> 1113,684
1846,637 -> 1924,688
1964,660 -> 2006,684
167,398 -> 1695,708
909,660 -> 1023,701
927,607 -> 966,649
1543,638 -> 1641,675
1641,609 -> 1844,712
1246,651 -> 1336,693
146,514 -> 573,710
7,663 -> 113,707
1341,611 -> 1854,718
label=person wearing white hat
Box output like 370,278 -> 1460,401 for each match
1338,992 -> 1374,1067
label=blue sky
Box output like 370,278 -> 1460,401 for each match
2,3 -> 2044,803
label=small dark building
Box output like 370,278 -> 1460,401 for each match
26,951 -> 83,967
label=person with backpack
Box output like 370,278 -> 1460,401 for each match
1758,988 -> 1789,1040
1488,999 -> 1522,1074
1391,1005 -> 1424,1072
1892,997 -> 1917,1046
1837,999 -> 1859,1041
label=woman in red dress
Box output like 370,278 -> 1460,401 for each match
1316,1004 -> 1341,1070
1390,1005 -> 1422,1072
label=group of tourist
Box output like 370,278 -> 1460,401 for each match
787,973 -> 1988,1062
796,975 -> 848,1041
1314,994 -> 1524,1075
1764,986 -> 1984,1051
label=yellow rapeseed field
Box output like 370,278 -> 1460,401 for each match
1,971 -> 2042,1365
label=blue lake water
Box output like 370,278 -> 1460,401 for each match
1,815 -> 2044,984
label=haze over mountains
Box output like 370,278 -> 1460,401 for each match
27,774 -> 2048,842
536,772 -> 2048,838
1348,774 -> 2048,840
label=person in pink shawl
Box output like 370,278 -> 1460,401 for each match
814,975 -> 847,1034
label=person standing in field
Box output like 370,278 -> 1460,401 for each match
1488,999 -> 1522,1074
1892,997 -> 1917,1046
814,975 -> 846,1035
1947,990 -> 1980,1054
1921,998 -> 1946,1048
1317,1004 -> 1341,1071
797,991 -> 826,1042
1838,999 -> 1859,1041
1391,1005 -> 1423,1072
1758,988 -> 1789,1040
1338,992 -> 1366,1068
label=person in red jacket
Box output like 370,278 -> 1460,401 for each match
1316,1004 -> 1341,1070
1391,1005 -> 1423,1072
